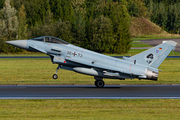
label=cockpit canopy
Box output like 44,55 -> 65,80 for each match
31,36 -> 69,45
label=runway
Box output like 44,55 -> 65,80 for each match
1,85 -> 180,99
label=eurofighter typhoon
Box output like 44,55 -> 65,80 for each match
6,36 -> 177,88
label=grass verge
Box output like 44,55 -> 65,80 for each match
0,99 -> 180,119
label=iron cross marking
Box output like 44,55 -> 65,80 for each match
72,52 -> 77,57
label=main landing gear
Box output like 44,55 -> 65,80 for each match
52,65 -> 60,79
94,77 -> 105,88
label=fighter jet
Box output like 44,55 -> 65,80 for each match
6,36 -> 177,88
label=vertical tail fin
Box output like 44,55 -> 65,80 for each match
128,41 -> 177,68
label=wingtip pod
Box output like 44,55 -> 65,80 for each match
163,41 -> 177,46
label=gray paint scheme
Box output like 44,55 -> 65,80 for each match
6,36 -> 177,87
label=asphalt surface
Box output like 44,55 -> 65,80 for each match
140,38 -> 180,52
1,85 -> 180,99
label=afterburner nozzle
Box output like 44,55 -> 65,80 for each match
6,40 -> 28,49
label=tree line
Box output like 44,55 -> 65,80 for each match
144,0 -> 180,33
1,0 -> 180,54
0,0 -> 133,54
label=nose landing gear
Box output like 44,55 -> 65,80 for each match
52,65 -> 60,79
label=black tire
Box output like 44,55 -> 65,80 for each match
95,81 -> 97,87
95,80 -> 105,88
53,74 -> 58,79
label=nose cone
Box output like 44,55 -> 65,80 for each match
6,40 -> 27,49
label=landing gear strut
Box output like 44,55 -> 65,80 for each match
94,77 -> 105,88
52,65 -> 60,79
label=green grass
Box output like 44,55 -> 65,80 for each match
0,58 -> 180,85
0,99 -> 180,119
131,43 -> 152,47
168,51 -> 180,56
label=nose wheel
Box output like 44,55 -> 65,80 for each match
52,65 -> 60,79
53,74 -> 58,79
